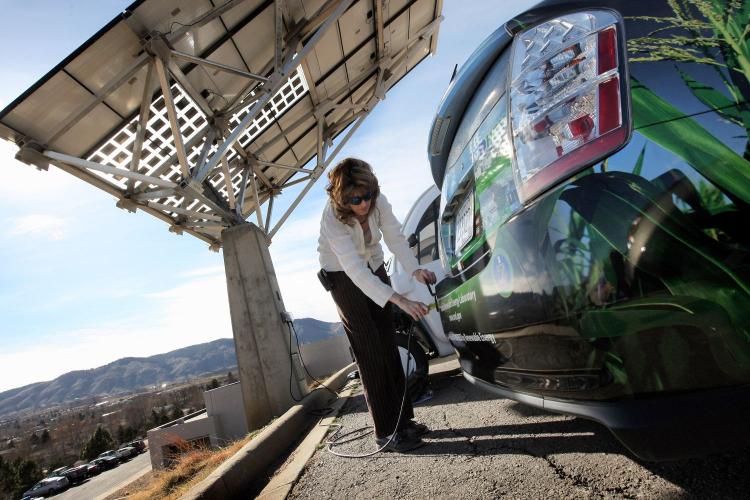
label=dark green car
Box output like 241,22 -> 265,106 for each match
428,0 -> 750,460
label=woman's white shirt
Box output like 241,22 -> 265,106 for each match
318,193 -> 420,307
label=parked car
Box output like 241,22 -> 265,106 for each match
116,446 -> 137,461
126,439 -> 147,453
90,456 -> 119,470
59,464 -> 88,485
46,467 -> 67,478
427,0 -> 750,461
85,461 -> 103,476
390,185 -> 454,400
22,476 -> 69,498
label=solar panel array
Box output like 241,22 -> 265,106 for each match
0,0 -> 443,247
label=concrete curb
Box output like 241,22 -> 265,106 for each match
255,354 -> 461,499
256,382 -> 357,499
181,362 -> 356,500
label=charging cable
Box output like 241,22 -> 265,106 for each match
283,314 -> 339,405
325,319 -> 415,458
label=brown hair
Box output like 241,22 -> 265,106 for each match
325,157 -> 380,224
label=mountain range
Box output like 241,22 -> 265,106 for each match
0,318 -> 343,418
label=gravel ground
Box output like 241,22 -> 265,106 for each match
288,374 -> 750,499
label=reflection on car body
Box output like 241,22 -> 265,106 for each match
428,0 -> 750,460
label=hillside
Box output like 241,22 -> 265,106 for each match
0,318 -> 343,417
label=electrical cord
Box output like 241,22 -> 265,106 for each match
285,318 -> 340,400
285,316 -> 340,418
325,320 -> 415,458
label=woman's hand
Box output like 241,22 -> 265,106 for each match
389,293 -> 429,321
412,268 -> 437,285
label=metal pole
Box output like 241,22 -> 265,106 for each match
154,57 -> 190,178
170,50 -> 269,82
248,171 -> 265,230
221,157 -> 237,209
43,150 -> 177,189
127,61 -> 156,193
147,201 -> 224,221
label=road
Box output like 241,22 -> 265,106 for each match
55,452 -> 151,500
289,373 -> 750,499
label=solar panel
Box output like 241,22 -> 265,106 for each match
0,0 -> 443,248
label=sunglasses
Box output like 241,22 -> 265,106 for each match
349,191 -> 373,206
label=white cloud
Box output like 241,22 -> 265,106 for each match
8,214 -> 68,240
0,274 -> 232,392
0,140 -> 83,203
179,265 -> 226,279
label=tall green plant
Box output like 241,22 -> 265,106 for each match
628,0 -> 750,158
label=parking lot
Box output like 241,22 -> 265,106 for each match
55,451 -> 150,500
288,373 -> 750,499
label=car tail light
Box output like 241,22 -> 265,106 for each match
509,10 -> 629,201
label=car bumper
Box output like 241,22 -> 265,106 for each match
462,371 -> 750,461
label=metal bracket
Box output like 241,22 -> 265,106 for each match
116,198 -> 139,213
15,143 -> 49,171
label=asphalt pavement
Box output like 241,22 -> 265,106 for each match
288,373 -> 750,499
55,451 -> 151,500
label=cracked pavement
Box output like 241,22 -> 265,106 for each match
287,374 -> 750,499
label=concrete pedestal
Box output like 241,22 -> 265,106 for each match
221,223 -> 308,431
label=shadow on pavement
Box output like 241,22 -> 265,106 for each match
339,373 -> 750,497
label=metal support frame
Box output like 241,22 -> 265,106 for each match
5,0 -> 441,249
221,157 -> 237,209
167,0 -> 251,42
43,150 -> 177,188
236,165 -> 252,218
127,61 -> 156,193
267,112 -> 364,239
248,168 -> 265,230
147,201 -> 223,221
130,188 -> 176,202
254,159 -> 312,173
153,56 -> 190,178
265,194 -> 275,230
170,50 -> 269,82
195,0 -> 355,184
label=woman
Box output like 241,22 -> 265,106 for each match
318,157 -> 437,452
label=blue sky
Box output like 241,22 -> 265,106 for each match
0,0 -> 533,392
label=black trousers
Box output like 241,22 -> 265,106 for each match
327,264 -> 414,438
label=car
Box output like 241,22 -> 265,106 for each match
47,467 -> 67,478
116,446 -> 137,461
59,464 -> 88,485
426,0 -> 750,461
126,439 -> 147,453
85,461 -> 103,476
97,449 -> 117,459
90,456 -> 119,471
22,476 -> 69,498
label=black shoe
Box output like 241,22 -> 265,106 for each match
375,430 -> 424,453
404,420 -> 429,438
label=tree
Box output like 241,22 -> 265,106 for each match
29,433 -> 40,446
80,426 -> 115,461
206,378 -> 220,390
117,425 -> 138,444
14,458 -> 42,498
0,456 -> 42,500
227,371 -> 236,383
170,407 -> 185,421
41,429 -> 50,444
